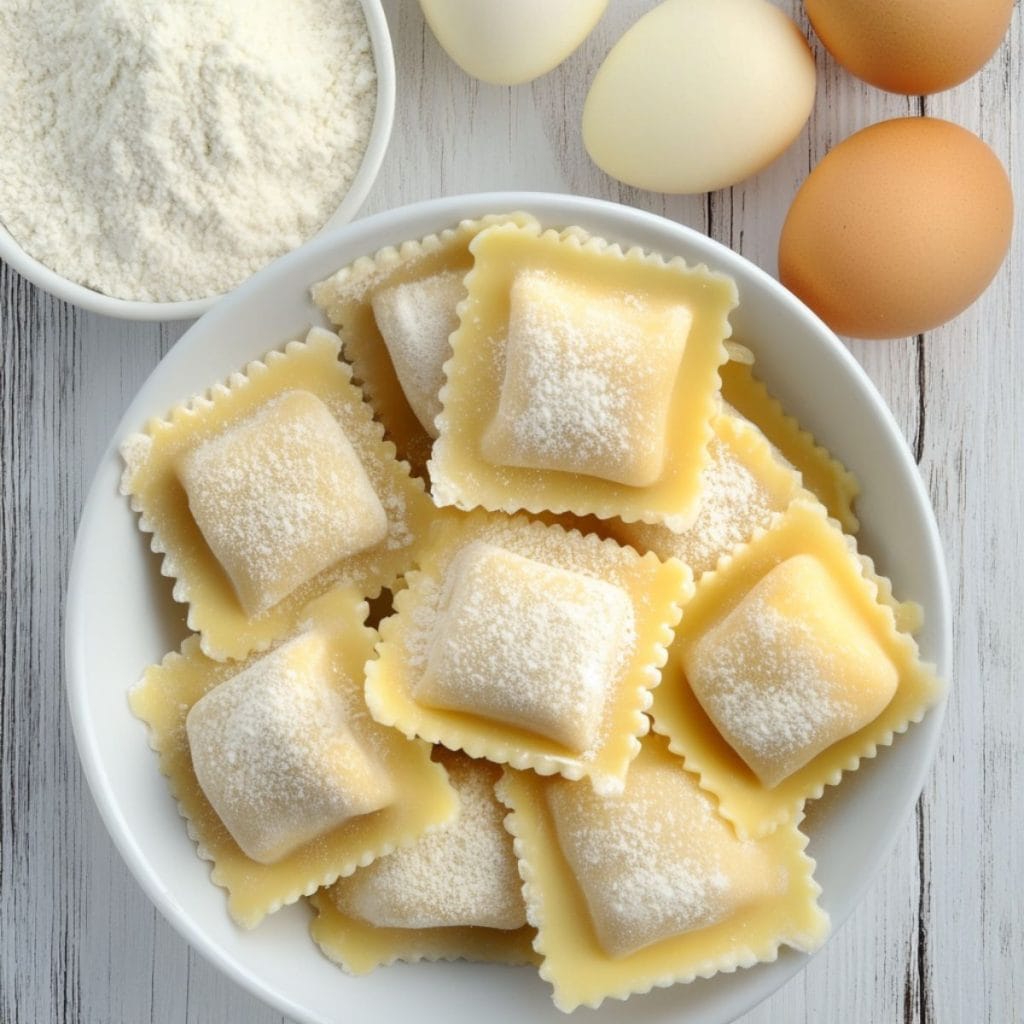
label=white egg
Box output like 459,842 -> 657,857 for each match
420,0 -> 608,86
583,0 -> 817,194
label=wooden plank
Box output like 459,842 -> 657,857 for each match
0,0 -> 1019,1021
913,10 -> 1023,1020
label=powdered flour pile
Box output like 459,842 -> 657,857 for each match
0,0 -> 376,302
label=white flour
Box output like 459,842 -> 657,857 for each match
0,0 -> 376,302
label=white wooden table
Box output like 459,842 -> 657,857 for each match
2,2 -> 1021,1021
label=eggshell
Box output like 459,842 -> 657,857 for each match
778,118 -> 1013,340
805,0 -> 1014,95
419,0 -> 608,86
582,0 -> 817,195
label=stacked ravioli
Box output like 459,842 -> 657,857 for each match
122,214 -> 943,1013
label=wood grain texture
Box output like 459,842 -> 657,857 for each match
1,1 -> 1020,1021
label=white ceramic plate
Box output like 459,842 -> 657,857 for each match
66,192 -> 951,1024
0,0 -> 395,321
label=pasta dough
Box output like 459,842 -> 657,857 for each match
119,328 -> 433,661
311,213 -> 539,476
496,735 -> 830,1012
370,269 -> 465,438
429,222 -> 737,530
720,358 -> 860,532
614,412 -> 805,577
335,754 -> 525,931
415,541 -> 634,752
684,553 -> 899,787
654,499 -> 944,838
546,757 -> 778,957
187,631 -> 395,864
129,587 -> 458,927
481,269 -> 691,487
178,390 -> 387,616
365,510 -> 690,793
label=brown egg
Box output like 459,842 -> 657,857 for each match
805,0 -> 1014,95
778,118 -> 1013,340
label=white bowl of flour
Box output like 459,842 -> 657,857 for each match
0,0 -> 395,321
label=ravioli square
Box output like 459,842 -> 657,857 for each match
430,222 -> 737,530
310,752 -> 537,974
178,390 -> 388,617
416,542 -> 634,753
686,554 -> 899,787
335,753 -> 523,931
311,213 -> 540,476
370,269 -> 465,438
129,588 -> 458,928
496,736 -> 829,1012
481,269 -> 690,487
653,499 -> 945,838
613,412 -> 807,578
546,763 -> 778,959
120,328 -> 434,661
366,511 -> 691,793
186,632 -> 395,864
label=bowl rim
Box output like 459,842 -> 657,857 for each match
65,190 -> 952,1024
0,0 -> 396,322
